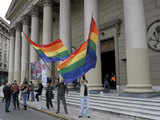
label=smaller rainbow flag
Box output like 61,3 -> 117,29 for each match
57,17 -> 98,84
23,33 -> 70,62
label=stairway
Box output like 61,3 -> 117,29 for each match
42,91 -> 160,120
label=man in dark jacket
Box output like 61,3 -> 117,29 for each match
46,82 -> 54,110
3,83 -> 12,112
35,83 -> 43,109
56,78 -> 68,114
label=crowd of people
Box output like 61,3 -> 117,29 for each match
0,74 -> 91,118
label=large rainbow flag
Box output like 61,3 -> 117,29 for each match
23,33 -> 70,62
57,17 -> 98,84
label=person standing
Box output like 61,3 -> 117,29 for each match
79,74 -> 90,118
56,77 -> 68,114
45,82 -> 54,110
11,80 -> 20,110
21,81 -> 29,110
29,81 -> 35,102
35,83 -> 43,110
3,83 -> 12,112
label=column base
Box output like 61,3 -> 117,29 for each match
124,84 -> 155,93
88,84 -> 104,91
119,92 -> 159,98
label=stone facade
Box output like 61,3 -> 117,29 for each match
6,0 -> 160,93
0,17 -> 9,84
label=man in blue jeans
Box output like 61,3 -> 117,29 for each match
79,74 -> 90,118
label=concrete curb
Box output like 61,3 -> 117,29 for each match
20,102 -> 75,120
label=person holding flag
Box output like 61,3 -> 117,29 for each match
79,74 -> 90,118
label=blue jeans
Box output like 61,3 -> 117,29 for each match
23,94 -> 28,106
30,91 -> 35,102
80,96 -> 90,117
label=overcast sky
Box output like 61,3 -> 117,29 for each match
0,0 -> 12,23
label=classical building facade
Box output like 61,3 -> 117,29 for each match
0,17 -> 9,84
6,0 -> 160,93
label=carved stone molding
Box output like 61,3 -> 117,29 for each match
22,16 -> 30,25
10,0 -> 40,29
30,7 -> 39,17
43,0 -> 53,7
15,23 -> 21,31
9,29 -> 15,37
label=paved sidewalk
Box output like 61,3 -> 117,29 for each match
26,99 -> 149,120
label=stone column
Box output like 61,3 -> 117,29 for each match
84,0 -> 102,90
21,16 -> 30,82
30,7 -> 39,64
60,0 -> 72,51
8,29 -> 15,83
30,7 -> 40,82
59,0 -> 72,84
14,24 -> 21,83
42,0 -> 53,78
123,0 -> 154,93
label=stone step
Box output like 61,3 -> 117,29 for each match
42,92 -> 160,119
65,96 -> 160,111
69,92 -> 160,103
67,101 -> 160,120
67,95 -> 160,107
42,97 -> 160,120
43,93 -> 160,108
66,99 -> 160,116
68,94 -> 160,105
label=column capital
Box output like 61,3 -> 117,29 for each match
30,7 -> 39,17
43,0 -> 53,7
22,16 -> 30,25
9,29 -> 15,37
15,23 -> 21,31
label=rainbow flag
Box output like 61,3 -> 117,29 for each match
23,33 -> 70,62
57,17 -> 98,84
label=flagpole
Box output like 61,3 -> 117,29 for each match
40,58 -> 52,72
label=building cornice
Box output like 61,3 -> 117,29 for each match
8,0 -> 40,29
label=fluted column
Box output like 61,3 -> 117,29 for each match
21,16 -> 30,82
14,24 -> 21,83
30,7 -> 39,64
42,0 -> 53,78
123,0 -> 154,93
8,29 -> 15,83
60,0 -> 72,51
59,0 -> 72,85
84,0 -> 102,90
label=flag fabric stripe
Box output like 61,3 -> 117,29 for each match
24,32 -> 70,62
90,32 -> 98,44
57,17 -> 98,85
88,40 -> 96,51
40,42 -> 64,52
57,41 -> 88,70
58,58 -> 85,74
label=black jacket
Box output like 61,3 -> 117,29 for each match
56,82 -> 68,97
46,86 -> 54,99
35,84 -> 43,95
3,85 -> 12,99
